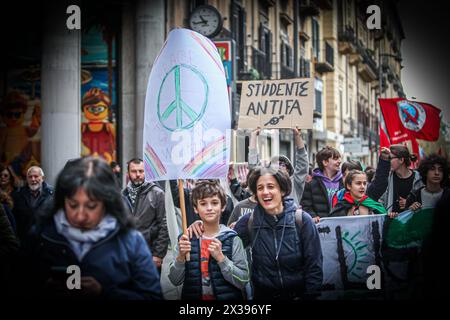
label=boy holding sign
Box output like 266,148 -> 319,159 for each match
168,180 -> 249,300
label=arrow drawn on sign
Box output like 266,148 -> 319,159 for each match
264,115 -> 285,126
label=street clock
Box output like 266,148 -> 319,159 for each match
189,5 -> 223,38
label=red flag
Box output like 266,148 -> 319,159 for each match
379,124 -> 391,151
379,98 -> 441,143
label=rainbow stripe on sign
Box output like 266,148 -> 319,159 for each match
190,31 -> 224,76
144,143 -> 167,179
183,136 -> 227,178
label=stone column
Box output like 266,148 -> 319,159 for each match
41,0 -> 81,185
135,0 -> 165,157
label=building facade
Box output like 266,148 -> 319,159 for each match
0,0 -> 405,185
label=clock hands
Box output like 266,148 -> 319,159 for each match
193,15 -> 209,25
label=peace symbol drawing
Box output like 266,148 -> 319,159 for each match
157,63 -> 209,131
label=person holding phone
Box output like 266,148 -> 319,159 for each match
23,157 -> 162,299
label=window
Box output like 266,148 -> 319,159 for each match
315,78 -> 323,114
312,18 -> 320,60
231,1 -> 247,73
280,21 -> 293,69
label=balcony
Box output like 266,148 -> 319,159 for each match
281,64 -> 295,79
349,41 -> 365,66
358,49 -> 378,82
299,0 -> 320,17
252,46 -> 271,79
338,26 -> 357,54
314,41 -> 334,73
299,57 -> 311,78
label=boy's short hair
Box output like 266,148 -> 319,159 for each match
316,146 -> 341,171
191,180 -> 227,208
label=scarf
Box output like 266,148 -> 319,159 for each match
54,210 -> 118,261
126,181 -> 146,207
343,192 -> 387,214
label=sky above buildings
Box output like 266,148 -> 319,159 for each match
398,0 -> 450,122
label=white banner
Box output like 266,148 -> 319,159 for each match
143,28 -> 231,181
317,214 -> 386,290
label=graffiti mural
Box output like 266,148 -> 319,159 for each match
81,25 -> 117,163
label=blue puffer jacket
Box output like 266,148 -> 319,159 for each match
234,198 -> 323,299
27,219 -> 162,300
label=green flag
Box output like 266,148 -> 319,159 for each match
384,207 -> 434,249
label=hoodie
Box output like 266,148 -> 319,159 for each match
312,168 -> 343,205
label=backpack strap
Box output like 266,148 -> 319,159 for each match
248,211 -> 255,244
295,208 -> 303,229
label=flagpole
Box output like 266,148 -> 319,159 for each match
178,179 -> 190,261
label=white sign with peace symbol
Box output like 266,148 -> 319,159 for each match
143,28 -> 231,181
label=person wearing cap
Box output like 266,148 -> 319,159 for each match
248,127 -> 308,206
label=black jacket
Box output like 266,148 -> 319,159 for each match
234,198 -> 323,299
405,186 -> 450,209
12,182 -> 54,243
122,182 -> 169,258
301,176 -> 344,218
24,219 -> 162,299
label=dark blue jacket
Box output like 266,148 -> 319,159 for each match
181,230 -> 243,300
234,198 -> 323,299
12,182 -> 54,242
27,219 -> 162,300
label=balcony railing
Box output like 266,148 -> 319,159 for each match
252,46 -> 271,79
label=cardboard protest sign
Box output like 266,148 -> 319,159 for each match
143,28 -> 231,181
238,78 -> 314,129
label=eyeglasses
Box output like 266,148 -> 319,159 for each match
389,156 -> 400,160
1,173 -> 10,178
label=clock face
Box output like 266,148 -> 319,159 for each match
189,5 -> 223,38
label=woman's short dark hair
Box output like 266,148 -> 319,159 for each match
418,154 -> 449,186
390,144 -> 417,167
344,170 -> 367,190
248,165 -> 292,199
49,157 -> 133,230
316,146 -> 341,171
191,180 -> 227,208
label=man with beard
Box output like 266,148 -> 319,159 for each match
12,166 -> 54,243
122,158 -> 169,271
